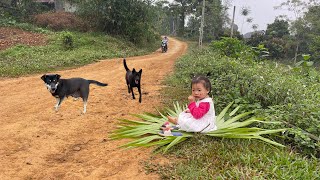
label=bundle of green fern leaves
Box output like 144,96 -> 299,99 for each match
111,102 -> 286,153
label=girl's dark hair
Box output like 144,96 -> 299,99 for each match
191,75 -> 212,93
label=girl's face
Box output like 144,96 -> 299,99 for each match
191,82 -> 209,100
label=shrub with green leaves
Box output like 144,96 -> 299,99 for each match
309,35 -> 320,61
251,44 -> 269,60
210,37 -> 251,59
261,37 -> 286,59
61,31 -> 74,50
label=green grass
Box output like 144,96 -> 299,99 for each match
153,137 -> 319,179
0,30 -> 159,77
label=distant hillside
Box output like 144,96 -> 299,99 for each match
243,30 -> 265,39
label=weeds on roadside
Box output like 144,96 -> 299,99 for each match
0,31 -> 158,77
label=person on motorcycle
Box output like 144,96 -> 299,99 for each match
161,36 -> 168,52
162,36 -> 168,43
162,36 -> 168,45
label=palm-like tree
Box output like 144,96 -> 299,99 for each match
111,102 -> 286,153
240,6 -> 251,34
246,17 -> 253,23
252,24 -> 259,31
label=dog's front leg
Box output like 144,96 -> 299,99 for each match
131,87 -> 135,99
138,86 -> 142,103
127,84 -> 131,93
82,100 -> 87,114
54,97 -> 65,111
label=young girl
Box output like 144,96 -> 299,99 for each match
167,75 -> 217,133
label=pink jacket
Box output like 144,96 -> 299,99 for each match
188,102 -> 210,119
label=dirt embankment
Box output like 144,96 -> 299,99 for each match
0,27 -> 47,50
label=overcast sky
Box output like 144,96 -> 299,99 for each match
226,0 -> 297,34
168,0 -> 298,34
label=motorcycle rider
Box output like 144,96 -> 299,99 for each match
161,36 -> 168,52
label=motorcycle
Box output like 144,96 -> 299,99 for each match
161,40 -> 168,53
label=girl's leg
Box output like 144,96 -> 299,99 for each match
167,116 -> 178,124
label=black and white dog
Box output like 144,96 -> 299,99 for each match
123,59 -> 142,103
41,74 -> 108,113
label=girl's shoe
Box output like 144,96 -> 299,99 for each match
160,122 -> 180,130
172,125 -> 180,130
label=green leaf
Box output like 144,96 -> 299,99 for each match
306,61 -> 314,67
163,136 -> 187,153
257,136 -> 286,147
229,105 -> 240,116
216,101 -> 234,126
302,54 -> 310,61
218,112 -> 253,129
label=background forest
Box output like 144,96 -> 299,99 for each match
1,0 -> 319,63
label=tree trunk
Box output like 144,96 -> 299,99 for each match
294,43 -> 299,64
178,10 -> 185,36
230,6 -> 236,38
199,0 -> 205,48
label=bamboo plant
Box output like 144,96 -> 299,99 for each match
111,102 -> 286,153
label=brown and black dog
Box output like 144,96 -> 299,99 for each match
123,59 -> 142,103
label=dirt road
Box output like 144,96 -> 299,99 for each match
0,38 -> 187,179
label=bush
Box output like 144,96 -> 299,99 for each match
261,38 -> 286,59
60,31 -> 74,50
210,37 -> 250,59
309,35 -> 320,61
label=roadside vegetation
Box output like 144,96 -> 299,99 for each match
0,0 -> 161,77
151,40 -> 320,179
0,15 -> 159,77
0,28 -> 158,77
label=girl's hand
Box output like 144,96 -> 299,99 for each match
188,95 -> 196,103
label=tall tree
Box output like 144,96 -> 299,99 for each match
276,0 -> 320,62
193,0 -> 228,41
297,5 -> 320,60
76,0 -> 158,44
240,6 -> 250,34
265,19 -> 290,38
251,24 -> 258,31
154,0 -> 171,35
172,0 -> 193,36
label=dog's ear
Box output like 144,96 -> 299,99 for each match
41,74 -> 46,81
132,68 -> 136,73
55,74 -> 61,80
138,69 -> 142,74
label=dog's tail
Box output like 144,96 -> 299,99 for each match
123,58 -> 129,71
88,80 -> 108,87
